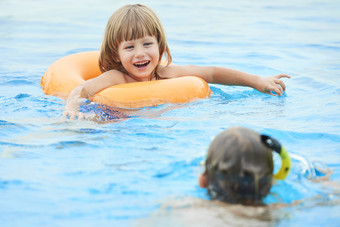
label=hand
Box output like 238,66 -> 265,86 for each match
257,74 -> 291,96
63,97 -> 87,120
63,108 -> 85,120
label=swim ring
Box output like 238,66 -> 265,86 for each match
41,51 -> 211,108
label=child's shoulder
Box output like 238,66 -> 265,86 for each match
158,64 -> 187,79
96,69 -> 128,85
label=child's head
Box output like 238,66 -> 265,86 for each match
99,4 -> 172,76
199,126 -> 274,205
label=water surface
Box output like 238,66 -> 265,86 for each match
1,0 -> 340,226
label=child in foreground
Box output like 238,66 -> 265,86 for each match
63,4 -> 291,119
199,126 -> 289,205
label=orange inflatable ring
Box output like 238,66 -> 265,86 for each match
41,51 -> 211,108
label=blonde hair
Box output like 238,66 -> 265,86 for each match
99,4 -> 172,79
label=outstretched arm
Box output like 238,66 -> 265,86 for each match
208,66 -> 291,96
161,65 -> 291,96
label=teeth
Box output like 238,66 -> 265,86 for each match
134,61 -> 150,66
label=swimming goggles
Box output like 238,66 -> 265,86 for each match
261,135 -> 291,180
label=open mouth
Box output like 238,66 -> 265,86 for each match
134,60 -> 150,68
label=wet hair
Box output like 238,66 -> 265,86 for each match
99,4 -> 172,79
204,126 -> 273,205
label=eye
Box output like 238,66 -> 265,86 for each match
125,45 -> 134,50
144,42 -> 153,47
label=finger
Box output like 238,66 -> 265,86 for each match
275,79 -> 286,91
70,112 -> 77,120
277,73 -> 291,79
265,87 -> 276,96
80,98 -> 91,105
62,111 -> 69,119
78,112 -> 85,119
270,84 -> 282,96
277,84 -> 283,96
268,91 -> 276,96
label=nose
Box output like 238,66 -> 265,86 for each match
134,45 -> 145,58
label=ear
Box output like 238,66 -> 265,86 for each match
199,174 -> 208,188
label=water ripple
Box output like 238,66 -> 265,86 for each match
1,79 -> 35,86
0,179 -> 24,189
52,141 -> 93,149
15,93 -> 31,100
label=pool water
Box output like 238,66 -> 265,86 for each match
1,0 -> 340,226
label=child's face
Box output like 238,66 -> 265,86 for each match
118,36 -> 160,81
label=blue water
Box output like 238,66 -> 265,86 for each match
1,0 -> 340,226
